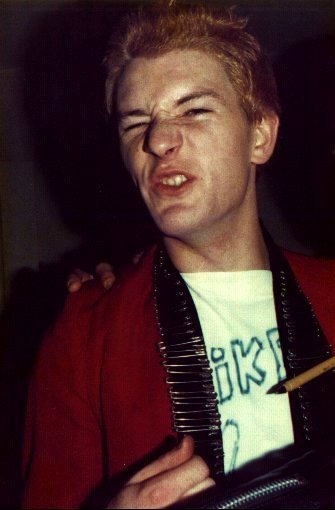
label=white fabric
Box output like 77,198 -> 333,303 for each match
181,270 -> 294,473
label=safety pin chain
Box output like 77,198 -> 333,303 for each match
154,248 -> 225,478
267,237 -> 335,446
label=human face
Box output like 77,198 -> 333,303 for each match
116,50 -> 272,244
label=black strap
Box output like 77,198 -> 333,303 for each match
266,233 -> 335,446
154,248 -> 224,479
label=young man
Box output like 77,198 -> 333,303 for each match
22,3 -> 335,509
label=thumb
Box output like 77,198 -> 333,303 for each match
128,435 -> 194,484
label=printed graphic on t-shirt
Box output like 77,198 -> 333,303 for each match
210,326 -> 288,471
212,327 -> 285,403
181,271 -> 295,473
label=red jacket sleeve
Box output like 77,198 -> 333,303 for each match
22,283 -> 107,509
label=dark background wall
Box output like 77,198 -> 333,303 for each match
0,0 -> 334,507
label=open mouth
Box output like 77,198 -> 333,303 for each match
161,174 -> 188,187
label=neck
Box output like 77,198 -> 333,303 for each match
163,216 -> 269,273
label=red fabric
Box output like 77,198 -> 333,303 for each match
22,248 -> 172,509
284,250 -> 335,349
22,247 -> 335,508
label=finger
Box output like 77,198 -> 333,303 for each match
67,279 -> 82,293
67,269 -> 93,292
129,435 -> 194,484
182,476 -> 216,498
95,262 -> 113,274
133,454 -> 211,509
95,262 -> 116,290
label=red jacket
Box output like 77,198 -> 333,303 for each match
22,247 -> 335,508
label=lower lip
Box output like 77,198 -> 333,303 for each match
153,179 -> 194,197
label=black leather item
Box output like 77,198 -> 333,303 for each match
154,236 -> 335,482
177,446 -> 335,509
154,247 -> 225,479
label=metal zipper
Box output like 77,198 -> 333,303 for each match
206,474 -> 306,509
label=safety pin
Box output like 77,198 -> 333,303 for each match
157,337 -> 202,349
174,415 -> 221,422
161,347 -> 206,354
174,425 -> 220,432
170,390 -> 217,396
166,374 -> 211,387
172,402 -> 217,408
161,351 -> 207,359
163,361 -> 210,367
165,369 -> 211,375
162,352 -> 207,359
173,409 -> 219,415
162,361 -> 209,367
165,370 -> 211,376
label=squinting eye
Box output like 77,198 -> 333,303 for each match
184,108 -> 212,116
123,122 -> 148,133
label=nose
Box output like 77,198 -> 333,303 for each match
144,119 -> 182,158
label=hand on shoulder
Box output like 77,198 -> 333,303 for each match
67,263 -> 116,293
67,253 -> 144,293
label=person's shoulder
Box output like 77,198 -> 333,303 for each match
282,248 -> 335,286
37,246 -> 157,363
65,245 -> 157,314
282,249 -> 335,346
282,250 -> 335,284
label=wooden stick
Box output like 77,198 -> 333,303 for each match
267,355 -> 335,394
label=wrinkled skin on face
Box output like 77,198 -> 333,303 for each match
117,50 -> 278,261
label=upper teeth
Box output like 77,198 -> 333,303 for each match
162,175 -> 188,187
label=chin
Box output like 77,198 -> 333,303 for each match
150,206 -> 209,240
155,217 -> 201,240
154,217 -> 184,236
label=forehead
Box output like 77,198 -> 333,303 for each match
116,49 -> 237,111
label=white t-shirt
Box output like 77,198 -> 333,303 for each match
181,270 -> 294,474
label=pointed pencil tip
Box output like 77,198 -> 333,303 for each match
267,382 -> 286,394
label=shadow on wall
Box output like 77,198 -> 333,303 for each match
0,4 -> 334,508
267,35 -> 335,257
19,2 -> 154,266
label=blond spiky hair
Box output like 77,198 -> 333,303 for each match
103,1 -> 280,122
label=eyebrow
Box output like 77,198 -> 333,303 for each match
118,89 -> 222,120
118,108 -> 148,121
176,89 -> 222,106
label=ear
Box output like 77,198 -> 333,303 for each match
251,113 -> 279,165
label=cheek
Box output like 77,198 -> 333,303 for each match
123,153 -> 151,194
187,122 -> 217,146
120,143 -> 140,179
